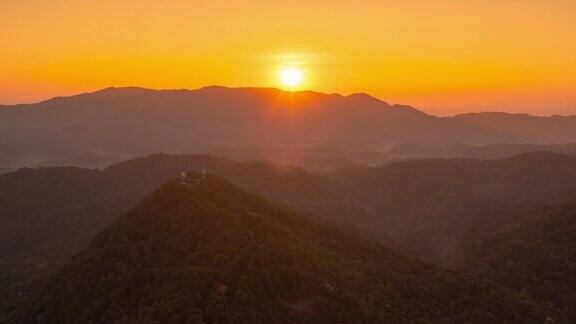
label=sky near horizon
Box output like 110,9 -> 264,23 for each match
1,0 -> 575,115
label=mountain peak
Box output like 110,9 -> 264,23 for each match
345,92 -> 387,105
15,166 -> 563,322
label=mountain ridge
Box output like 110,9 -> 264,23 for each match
2,86 -> 575,118
4,152 -> 576,321
3,86 -> 576,176
14,173 -> 566,323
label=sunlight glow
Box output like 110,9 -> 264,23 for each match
280,68 -> 303,88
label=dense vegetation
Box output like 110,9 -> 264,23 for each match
330,152 -> 576,265
0,167 -> 114,319
0,154 -> 362,320
15,175 -> 564,323
3,152 -> 576,321
463,201 -> 576,321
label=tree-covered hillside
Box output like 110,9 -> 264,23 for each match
16,174 -> 565,323
0,154 -> 364,320
330,152 -> 576,265
4,152 -> 576,321
463,200 -> 576,321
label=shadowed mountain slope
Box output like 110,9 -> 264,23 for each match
0,154 -> 366,320
4,152 -> 576,321
330,152 -> 576,265
463,199 -> 576,321
15,174 -> 565,323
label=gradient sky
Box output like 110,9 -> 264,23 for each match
1,0 -> 575,115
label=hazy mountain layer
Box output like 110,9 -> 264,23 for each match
387,142 -> 576,160
4,86 -> 576,173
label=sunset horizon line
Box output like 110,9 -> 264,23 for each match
2,85 -> 575,118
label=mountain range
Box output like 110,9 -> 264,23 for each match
3,86 -> 576,173
3,152 -> 576,320
0,154 -> 365,320
3,87 -> 576,321
11,174 -> 565,323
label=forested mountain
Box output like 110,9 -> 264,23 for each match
14,175 -> 565,323
0,167 -> 108,319
3,152 -> 576,321
0,154 -> 365,320
103,154 -> 357,218
330,152 -> 576,265
4,86 -> 576,174
463,200 -> 576,321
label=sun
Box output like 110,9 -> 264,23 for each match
280,68 -> 302,88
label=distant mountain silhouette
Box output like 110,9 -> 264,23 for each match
6,86 -> 576,173
454,112 -> 576,143
14,175 -> 564,323
387,142 -> 576,160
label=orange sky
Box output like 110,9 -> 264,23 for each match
1,0 -> 575,115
